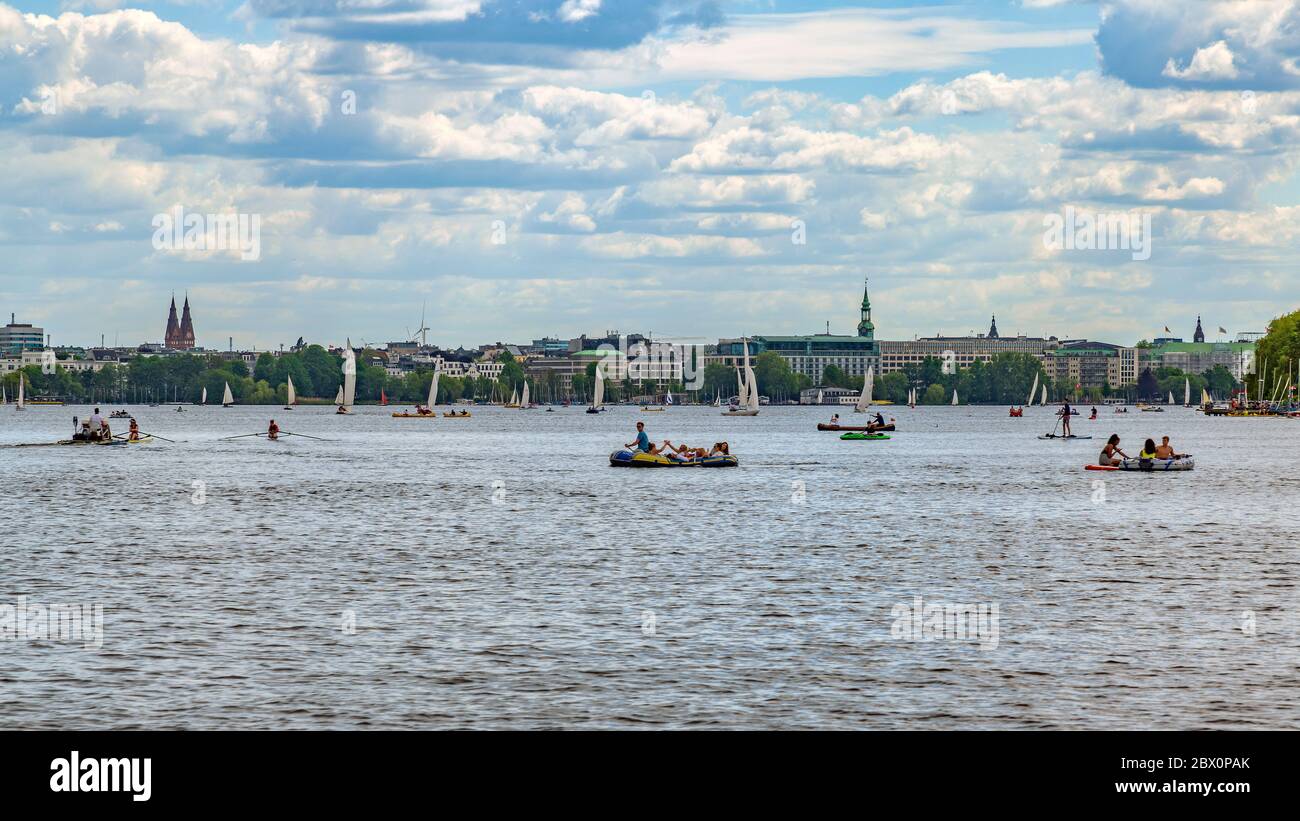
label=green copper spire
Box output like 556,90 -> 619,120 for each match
857,277 -> 874,338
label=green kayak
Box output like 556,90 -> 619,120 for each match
840,432 -> 890,440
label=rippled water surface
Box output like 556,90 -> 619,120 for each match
2,402 -> 1298,729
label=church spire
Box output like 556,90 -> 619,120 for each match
988,314 -> 999,339
178,294 -> 195,349
165,294 -> 180,347
1193,315 -> 1204,343
856,277 -> 875,338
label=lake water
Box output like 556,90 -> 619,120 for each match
2,402 -> 1297,729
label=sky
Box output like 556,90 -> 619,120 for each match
2,0 -> 1299,351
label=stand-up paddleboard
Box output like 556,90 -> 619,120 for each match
1038,434 -> 1093,440
840,432 -> 890,440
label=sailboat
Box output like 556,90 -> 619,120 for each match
586,364 -> 607,413
1,383 -> 6,405
380,388 -> 387,407
285,375 -> 296,410
1167,390 -> 1175,405
1040,384 -> 1048,406
221,381 -> 234,407
815,388 -> 824,406
333,385 -> 344,405
1183,378 -> 1191,408
336,344 -> 356,414
394,365 -> 441,417
15,373 -> 26,411
1027,373 -> 1039,407
200,386 -> 207,405
1201,387 -> 1212,406
665,390 -> 674,406
951,388 -> 959,406
908,387 -> 916,408
722,338 -> 759,416
506,388 -> 519,409
853,366 -> 874,413
520,380 -> 531,409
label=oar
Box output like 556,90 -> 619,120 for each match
219,432 -> 267,441
282,431 -> 331,441
139,431 -> 178,443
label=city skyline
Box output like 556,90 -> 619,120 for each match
4,1 -> 1300,348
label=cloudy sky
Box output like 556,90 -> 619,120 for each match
2,0 -> 1298,350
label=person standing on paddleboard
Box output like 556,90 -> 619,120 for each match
1060,401 -> 1072,437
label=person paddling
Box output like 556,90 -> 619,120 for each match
1098,434 -> 1127,466
625,421 -> 660,454
268,419 -> 280,441
1060,401 -> 1073,437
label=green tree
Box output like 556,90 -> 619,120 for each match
922,383 -> 946,405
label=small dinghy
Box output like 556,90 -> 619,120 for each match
840,432 -> 890,440
609,450 -> 737,467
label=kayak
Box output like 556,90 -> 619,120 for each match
1038,434 -> 1093,440
818,423 -> 895,432
392,412 -> 437,418
609,449 -> 737,467
442,412 -> 472,418
840,433 -> 890,440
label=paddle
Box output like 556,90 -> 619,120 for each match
282,431 -> 331,441
219,432 -> 268,441
114,431 -> 179,443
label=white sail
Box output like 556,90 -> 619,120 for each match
340,341 -> 357,410
16,374 -> 25,409
1041,384 -> 1048,405
745,364 -> 760,412
1183,378 -> 1190,406
1,383 -> 6,404
509,388 -> 518,407
734,368 -> 745,406
286,375 -> 296,405
951,388 -> 958,406
592,364 -> 605,408
520,380 -> 530,407
855,366 -> 874,412
222,381 -> 234,406
428,365 -> 440,408
1201,387 -> 1212,405
815,388 -> 823,405
334,385 -> 344,405
1028,373 -> 1039,406
1167,390 -> 1174,405
666,390 -> 673,405
201,386 -> 207,405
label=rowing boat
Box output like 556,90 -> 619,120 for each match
818,423 -> 894,432
391,411 -> 436,418
1086,457 -> 1194,472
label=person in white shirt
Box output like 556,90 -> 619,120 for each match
88,407 -> 105,437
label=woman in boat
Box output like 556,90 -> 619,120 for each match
709,442 -> 730,457
662,441 -> 704,459
1098,434 -> 1128,466
268,419 -> 280,441
128,418 -> 141,442
1139,438 -> 1158,459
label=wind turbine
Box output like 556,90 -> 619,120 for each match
411,301 -> 430,348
